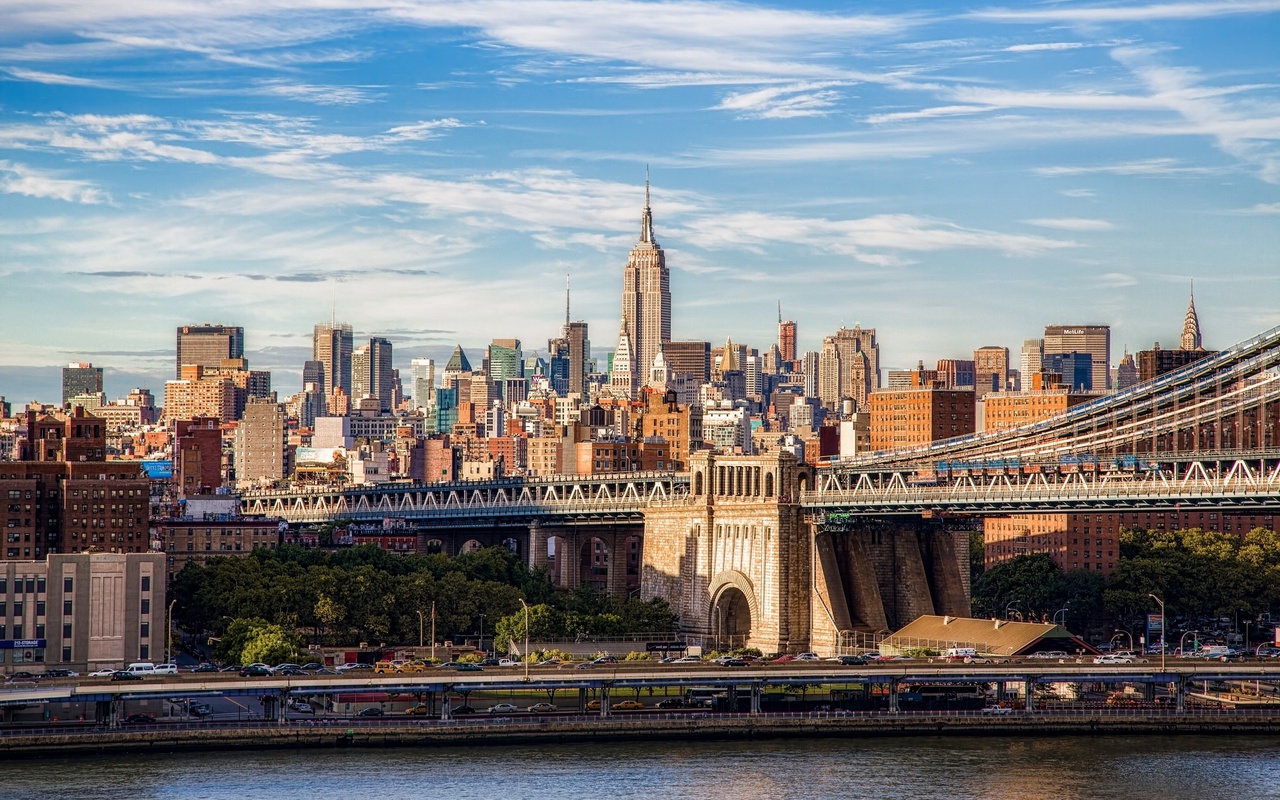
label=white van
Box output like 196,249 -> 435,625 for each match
152,663 -> 179,676
126,661 -> 157,676
944,648 -> 977,661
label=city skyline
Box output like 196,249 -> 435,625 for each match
2,0 -> 1279,402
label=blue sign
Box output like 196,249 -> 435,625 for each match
0,639 -> 47,649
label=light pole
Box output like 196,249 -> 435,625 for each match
1005,600 -> 1020,621
479,613 -> 487,656
1053,603 -> 1071,626
416,609 -> 424,649
430,602 -> 436,663
1244,620 -> 1252,654
1180,630 -> 1199,656
167,599 -> 177,664
518,598 -> 530,682
1149,594 -> 1166,673
1113,629 -> 1134,653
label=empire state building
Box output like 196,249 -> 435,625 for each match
620,176 -> 671,390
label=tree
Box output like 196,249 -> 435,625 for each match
241,624 -> 304,665
971,554 -> 1061,619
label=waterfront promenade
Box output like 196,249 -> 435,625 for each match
6,707 -> 1280,758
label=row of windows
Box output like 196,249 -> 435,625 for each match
0,577 -> 48,595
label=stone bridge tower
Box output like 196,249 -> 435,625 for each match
641,450 -> 970,655
642,450 -> 813,654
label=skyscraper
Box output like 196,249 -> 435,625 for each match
487,338 -> 523,400
1020,339 -> 1044,388
1044,325 -> 1110,392
1182,287 -> 1203,351
62,362 -> 103,405
352,337 -> 394,411
410,358 -> 435,410
973,346 -> 1010,394
313,322 -> 353,398
620,174 -> 671,387
778,304 -> 797,364
176,324 -> 244,378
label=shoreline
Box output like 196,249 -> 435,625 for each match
6,712 -> 1280,759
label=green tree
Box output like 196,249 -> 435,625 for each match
241,624 -> 304,665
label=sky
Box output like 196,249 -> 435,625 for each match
1,0 -> 1278,404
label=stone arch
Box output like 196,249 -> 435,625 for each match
694,471 -> 704,496
501,536 -> 521,556
709,569 -> 760,650
764,472 -> 775,498
547,534 -> 569,587
424,538 -> 445,555
797,470 -> 811,494
579,536 -> 609,589
460,539 -> 485,554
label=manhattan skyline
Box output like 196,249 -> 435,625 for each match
1,0 -> 1278,402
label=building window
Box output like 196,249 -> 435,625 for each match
140,644 -> 149,660
62,622 -> 72,638
36,600 -> 45,617
140,621 -> 149,638
62,646 -> 72,662
63,577 -> 73,593
63,600 -> 72,615
141,576 -> 151,593
140,598 -> 150,615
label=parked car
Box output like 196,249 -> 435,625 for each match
336,662 -> 372,672
613,700 -> 646,710
89,668 -> 118,677
41,668 -> 79,678
290,701 -> 315,714
152,663 -> 180,676
771,655 -> 797,663
123,713 -> 156,724
450,705 -> 477,715
593,656 -> 618,664
404,704 -> 432,716
455,663 -> 483,672
487,703 -> 519,714
356,706 -> 384,717
188,703 -> 213,717
191,663 -> 218,673
529,702 -> 558,713
796,652 -> 820,661
720,658 -> 749,667
674,655 -> 703,664
656,697 -> 685,709
5,671 -> 39,683
239,665 -> 273,677
300,663 -> 325,671
111,670 -> 143,681
1093,655 -> 1134,664
276,666 -> 307,676
497,659 -> 519,668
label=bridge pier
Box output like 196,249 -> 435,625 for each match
1024,677 -> 1035,712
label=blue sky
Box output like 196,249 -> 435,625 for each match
1,0 -> 1278,403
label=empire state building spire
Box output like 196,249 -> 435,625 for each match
619,171 -> 671,398
1181,283 -> 1203,351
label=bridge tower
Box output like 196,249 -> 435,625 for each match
641,450 -> 813,654
641,450 -> 972,655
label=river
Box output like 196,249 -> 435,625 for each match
18,735 -> 1280,799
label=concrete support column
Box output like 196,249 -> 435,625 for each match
888,681 -> 899,713
441,691 -> 452,721
578,687 -> 589,713
750,683 -> 762,715
600,687 -> 611,717
277,690 -> 288,723
1175,678 -> 1186,712
1024,677 -> 1035,712
528,520 -> 546,572
996,682 -> 1006,704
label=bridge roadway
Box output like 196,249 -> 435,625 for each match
9,661 -> 1280,710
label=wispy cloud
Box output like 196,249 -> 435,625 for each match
0,160 -> 109,203
2,66 -> 114,88
1003,42 -> 1087,53
713,82 -> 844,119
1024,217 -> 1114,231
972,1 -> 1280,24
1234,201 -> 1280,214
248,79 -> 381,106
865,105 -> 992,124
1034,158 -> 1219,177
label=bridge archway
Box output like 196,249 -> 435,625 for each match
424,538 -> 445,555
501,536 -> 522,556
546,535 -> 569,587
709,570 -> 759,651
579,537 -> 609,591
460,539 -> 485,555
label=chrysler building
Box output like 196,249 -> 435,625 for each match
619,174 -> 671,396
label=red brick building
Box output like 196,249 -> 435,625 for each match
868,387 -> 976,450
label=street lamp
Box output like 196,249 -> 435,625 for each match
430,602 -> 437,664
1149,594 -> 1166,673
1180,630 -> 1199,657
479,613 -> 487,656
1113,629 -> 1134,653
1053,603 -> 1071,626
1244,620 -> 1252,654
1004,600 -> 1020,621
416,609 -> 424,649
518,598 -> 530,682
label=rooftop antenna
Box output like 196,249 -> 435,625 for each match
565,273 -> 571,327
778,300 -> 782,325
330,283 -> 336,327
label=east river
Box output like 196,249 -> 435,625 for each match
15,735 -> 1280,799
